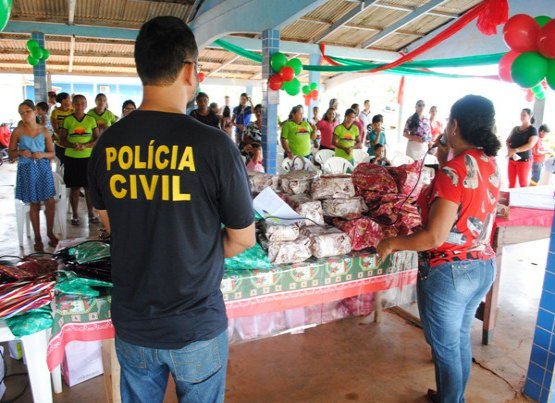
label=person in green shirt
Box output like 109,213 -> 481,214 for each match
333,108 -> 360,164
60,94 -> 100,226
87,93 -> 118,135
280,105 -> 315,160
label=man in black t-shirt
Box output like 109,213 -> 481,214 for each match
88,16 -> 255,403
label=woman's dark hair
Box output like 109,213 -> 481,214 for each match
522,108 -> 536,125
196,92 -> 208,102
351,103 -> 359,110
122,100 -> 136,112
95,93 -> 106,101
344,108 -> 356,118
135,16 -> 198,86
19,100 -> 36,110
408,99 -> 425,131
36,102 -> 49,112
288,105 -> 303,120
240,93 -> 248,98
56,92 -> 70,103
222,106 -> 231,118
449,95 -> 501,157
372,114 -> 383,124
254,104 -> 262,113
323,108 -> 335,122
72,94 -> 87,104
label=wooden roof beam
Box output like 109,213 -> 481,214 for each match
313,0 -> 378,43
361,0 -> 447,48
207,54 -> 240,76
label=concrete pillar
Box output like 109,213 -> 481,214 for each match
261,29 -> 279,175
533,98 -> 546,128
523,216 -> 555,401
246,84 -> 254,100
32,32 -> 47,103
308,53 -> 321,121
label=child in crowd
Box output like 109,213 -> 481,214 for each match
369,143 -> 391,166
36,102 -> 54,135
366,114 -> 386,157
531,124 -> 551,185
245,143 -> 264,173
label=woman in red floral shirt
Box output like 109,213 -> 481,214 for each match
377,95 -> 501,403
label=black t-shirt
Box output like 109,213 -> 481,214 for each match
508,125 -> 538,160
190,109 -> 220,128
88,110 -> 254,349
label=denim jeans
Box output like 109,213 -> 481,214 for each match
531,162 -> 543,184
417,259 -> 495,403
115,330 -> 228,403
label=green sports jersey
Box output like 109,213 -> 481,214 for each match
281,120 -> 313,157
334,124 -> 359,162
63,114 -> 98,158
87,108 -> 117,129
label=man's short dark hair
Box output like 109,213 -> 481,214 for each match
540,124 -> 550,133
135,16 -> 198,86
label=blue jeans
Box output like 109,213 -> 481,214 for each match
417,259 -> 495,403
531,162 -> 543,184
115,331 -> 228,403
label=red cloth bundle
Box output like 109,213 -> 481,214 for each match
0,258 -> 57,281
370,194 -> 422,234
352,163 -> 398,195
387,161 -> 424,199
333,217 -> 383,250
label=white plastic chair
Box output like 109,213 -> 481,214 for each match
322,157 -> 355,174
390,152 -> 415,167
352,149 -> 369,165
314,149 -> 334,166
282,156 -> 317,173
16,171 -> 68,247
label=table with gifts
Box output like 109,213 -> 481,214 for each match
46,249 -> 418,378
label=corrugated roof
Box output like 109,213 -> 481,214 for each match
0,0 -> 483,79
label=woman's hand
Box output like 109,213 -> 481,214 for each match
20,150 -> 32,158
507,148 -> 516,158
31,152 -> 43,160
376,238 -> 395,260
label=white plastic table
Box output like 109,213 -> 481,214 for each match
0,321 -> 53,403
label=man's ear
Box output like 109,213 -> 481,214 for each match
180,62 -> 196,87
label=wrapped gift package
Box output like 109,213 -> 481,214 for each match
267,236 -> 311,264
311,175 -> 356,200
352,163 -> 398,194
62,340 -> 104,387
300,226 -> 352,258
263,223 -> 300,242
280,194 -> 325,226
248,172 -> 280,193
387,161 -> 424,198
280,170 -> 318,195
333,217 -> 383,250
370,194 -> 421,234
322,197 -> 368,220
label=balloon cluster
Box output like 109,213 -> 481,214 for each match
498,14 -> 555,100
26,39 -> 50,66
0,0 -> 13,32
267,52 -> 303,95
301,82 -> 319,106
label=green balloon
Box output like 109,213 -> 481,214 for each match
30,46 -> 43,59
41,48 -> 50,60
26,39 -> 40,51
286,58 -> 303,76
271,52 -> 288,73
283,78 -> 301,96
535,16 -> 551,28
302,85 -> 310,95
0,0 -> 13,31
27,55 -> 39,66
310,82 -> 318,91
531,83 -> 543,95
546,60 -> 555,91
535,91 -> 546,100
511,52 -> 548,88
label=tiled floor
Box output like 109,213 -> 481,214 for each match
0,160 -> 544,402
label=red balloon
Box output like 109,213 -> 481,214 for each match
498,50 -> 520,82
198,72 -> 205,83
268,74 -> 283,91
310,89 -> 319,100
503,14 -> 540,52
537,19 -> 555,59
525,89 -> 534,102
279,66 -> 295,82
304,94 -> 311,107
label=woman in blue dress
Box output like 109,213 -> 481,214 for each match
9,100 -> 57,252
